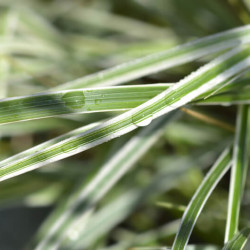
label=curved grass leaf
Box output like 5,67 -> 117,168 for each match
0,117 -> 80,137
1,79 -> 250,124
31,111 -> 178,250
0,84 -> 171,124
195,88 -> 250,106
69,144 -> 230,249
223,227 -> 250,250
172,148 -> 232,250
69,166 -> 190,249
32,138 -> 221,249
0,47 -> 249,182
225,105 -> 249,242
0,122 -> 100,167
54,25 -> 250,90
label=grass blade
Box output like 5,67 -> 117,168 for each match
1,79 -> 250,124
31,112 -> 178,250
54,25 -> 250,90
195,87 -> 250,106
223,227 -> 250,250
0,122 -> 100,167
225,105 -> 249,242
70,146 -> 229,249
0,84 -> 171,124
70,168 -> 188,249
0,47 -> 249,181
172,148 -> 232,250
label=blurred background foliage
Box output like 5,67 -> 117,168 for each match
0,0 -> 249,249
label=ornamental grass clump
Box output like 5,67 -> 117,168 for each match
0,1 -> 250,249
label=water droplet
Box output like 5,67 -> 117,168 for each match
62,91 -> 85,109
132,114 -> 152,127
164,94 -> 178,108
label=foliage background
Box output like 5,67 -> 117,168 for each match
0,0 -> 250,249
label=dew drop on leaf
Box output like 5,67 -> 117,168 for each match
62,91 -> 85,109
132,114 -> 152,127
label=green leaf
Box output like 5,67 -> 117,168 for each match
0,84 -> 171,124
225,105 -> 249,242
31,111 -> 178,250
172,147 -> 232,250
1,79 -> 250,124
0,46 -> 249,181
195,87 -> 250,106
68,145 -> 229,249
0,122 -> 100,167
54,25 -> 250,90
223,227 -> 250,250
